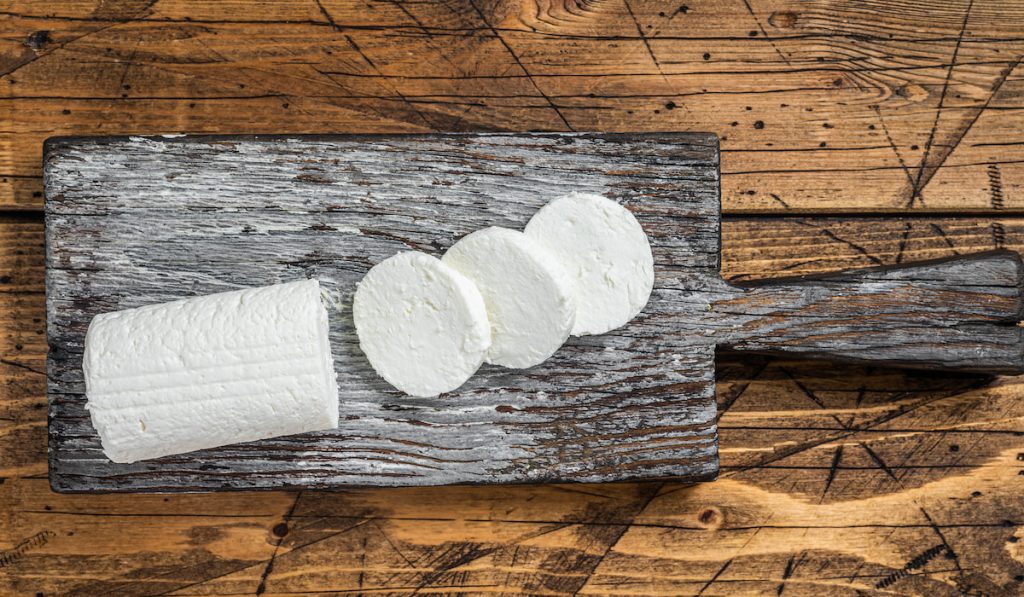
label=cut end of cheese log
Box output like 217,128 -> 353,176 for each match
353,251 -> 491,397
525,192 -> 654,336
83,279 -> 340,464
443,227 -> 575,369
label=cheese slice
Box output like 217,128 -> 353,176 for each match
83,279 -> 339,464
525,192 -> 654,336
442,227 -> 575,368
353,251 -> 491,397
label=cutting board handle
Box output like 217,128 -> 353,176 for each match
716,250 -> 1024,374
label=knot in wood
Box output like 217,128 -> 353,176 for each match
697,506 -> 723,529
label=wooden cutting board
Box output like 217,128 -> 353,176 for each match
44,133 -> 1024,492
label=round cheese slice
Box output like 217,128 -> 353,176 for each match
443,227 -> 575,369
353,251 -> 491,397
525,192 -> 654,336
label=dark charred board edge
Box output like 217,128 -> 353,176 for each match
719,250 -> 1024,373
42,131 -> 721,153
46,469 -> 719,494
729,247 -> 1024,301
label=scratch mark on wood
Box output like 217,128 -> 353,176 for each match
343,34 -> 436,130
570,484 -> 663,595
357,535 -> 366,589
821,445 -> 844,501
929,224 -> 960,255
872,105 -> 917,190
724,378 -> 990,477
794,221 -> 885,266
775,550 -> 804,595
876,544 -> 947,589
991,222 -> 1006,248
466,0 -> 575,131
860,442 -> 898,482
313,0 -> 340,29
1,1 -> 157,80
688,522 -> 770,595
860,441 -> 966,584
382,0 -> 463,76
910,55 -> 1020,204
696,558 -> 733,596
909,0 -> 974,207
768,193 -> 790,208
740,0 -> 792,66
413,543 -> 498,594
313,9 -> 471,128
919,507 -> 965,582
622,0 -> 671,82
373,521 -> 417,569
148,562 -> 271,596
777,258 -> 829,272
895,222 -> 913,264
255,492 -> 303,595
782,368 -> 848,430
717,359 -> 771,423
115,45 -> 138,95
550,484 -> 613,500
0,531 -> 55,568
0,357 -> 44,376
520,522 -> 575,544
988,164 -> 1005,210
307,66 -> 403,126
854,379 -> 869,408
150,516 -> 372,596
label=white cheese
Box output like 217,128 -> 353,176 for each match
524,192 -> 654,336
353,251 -> 491,397
442,227 -> 575,368
83,279 -> 339,464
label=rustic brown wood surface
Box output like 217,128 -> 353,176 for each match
3,0 -> 1024,595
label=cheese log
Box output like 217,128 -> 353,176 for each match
353,252 -> 491,397
525,192 -> 654,336
443,227 -> 575,368
83,279 -> 339,463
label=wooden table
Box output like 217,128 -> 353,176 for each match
2,1 -> 1023,594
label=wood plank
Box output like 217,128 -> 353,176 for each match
45,133 -> 724,491
6,213 -> 1024,594
721,250 -> 1024,372
723,215 -> 1024,278
44,133 -> 1024,492
2,1 -> 1022,211
0,217 -> 47,481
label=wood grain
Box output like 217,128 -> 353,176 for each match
2,0 -> 1023,211
7,214 -> 1024,594
3,0 -> 1024,593
45,133 -> 1024,493
722,250 -> 1024,372
45,133 -> 725,491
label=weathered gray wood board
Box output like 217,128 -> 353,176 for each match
44,133 -> 1024,492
